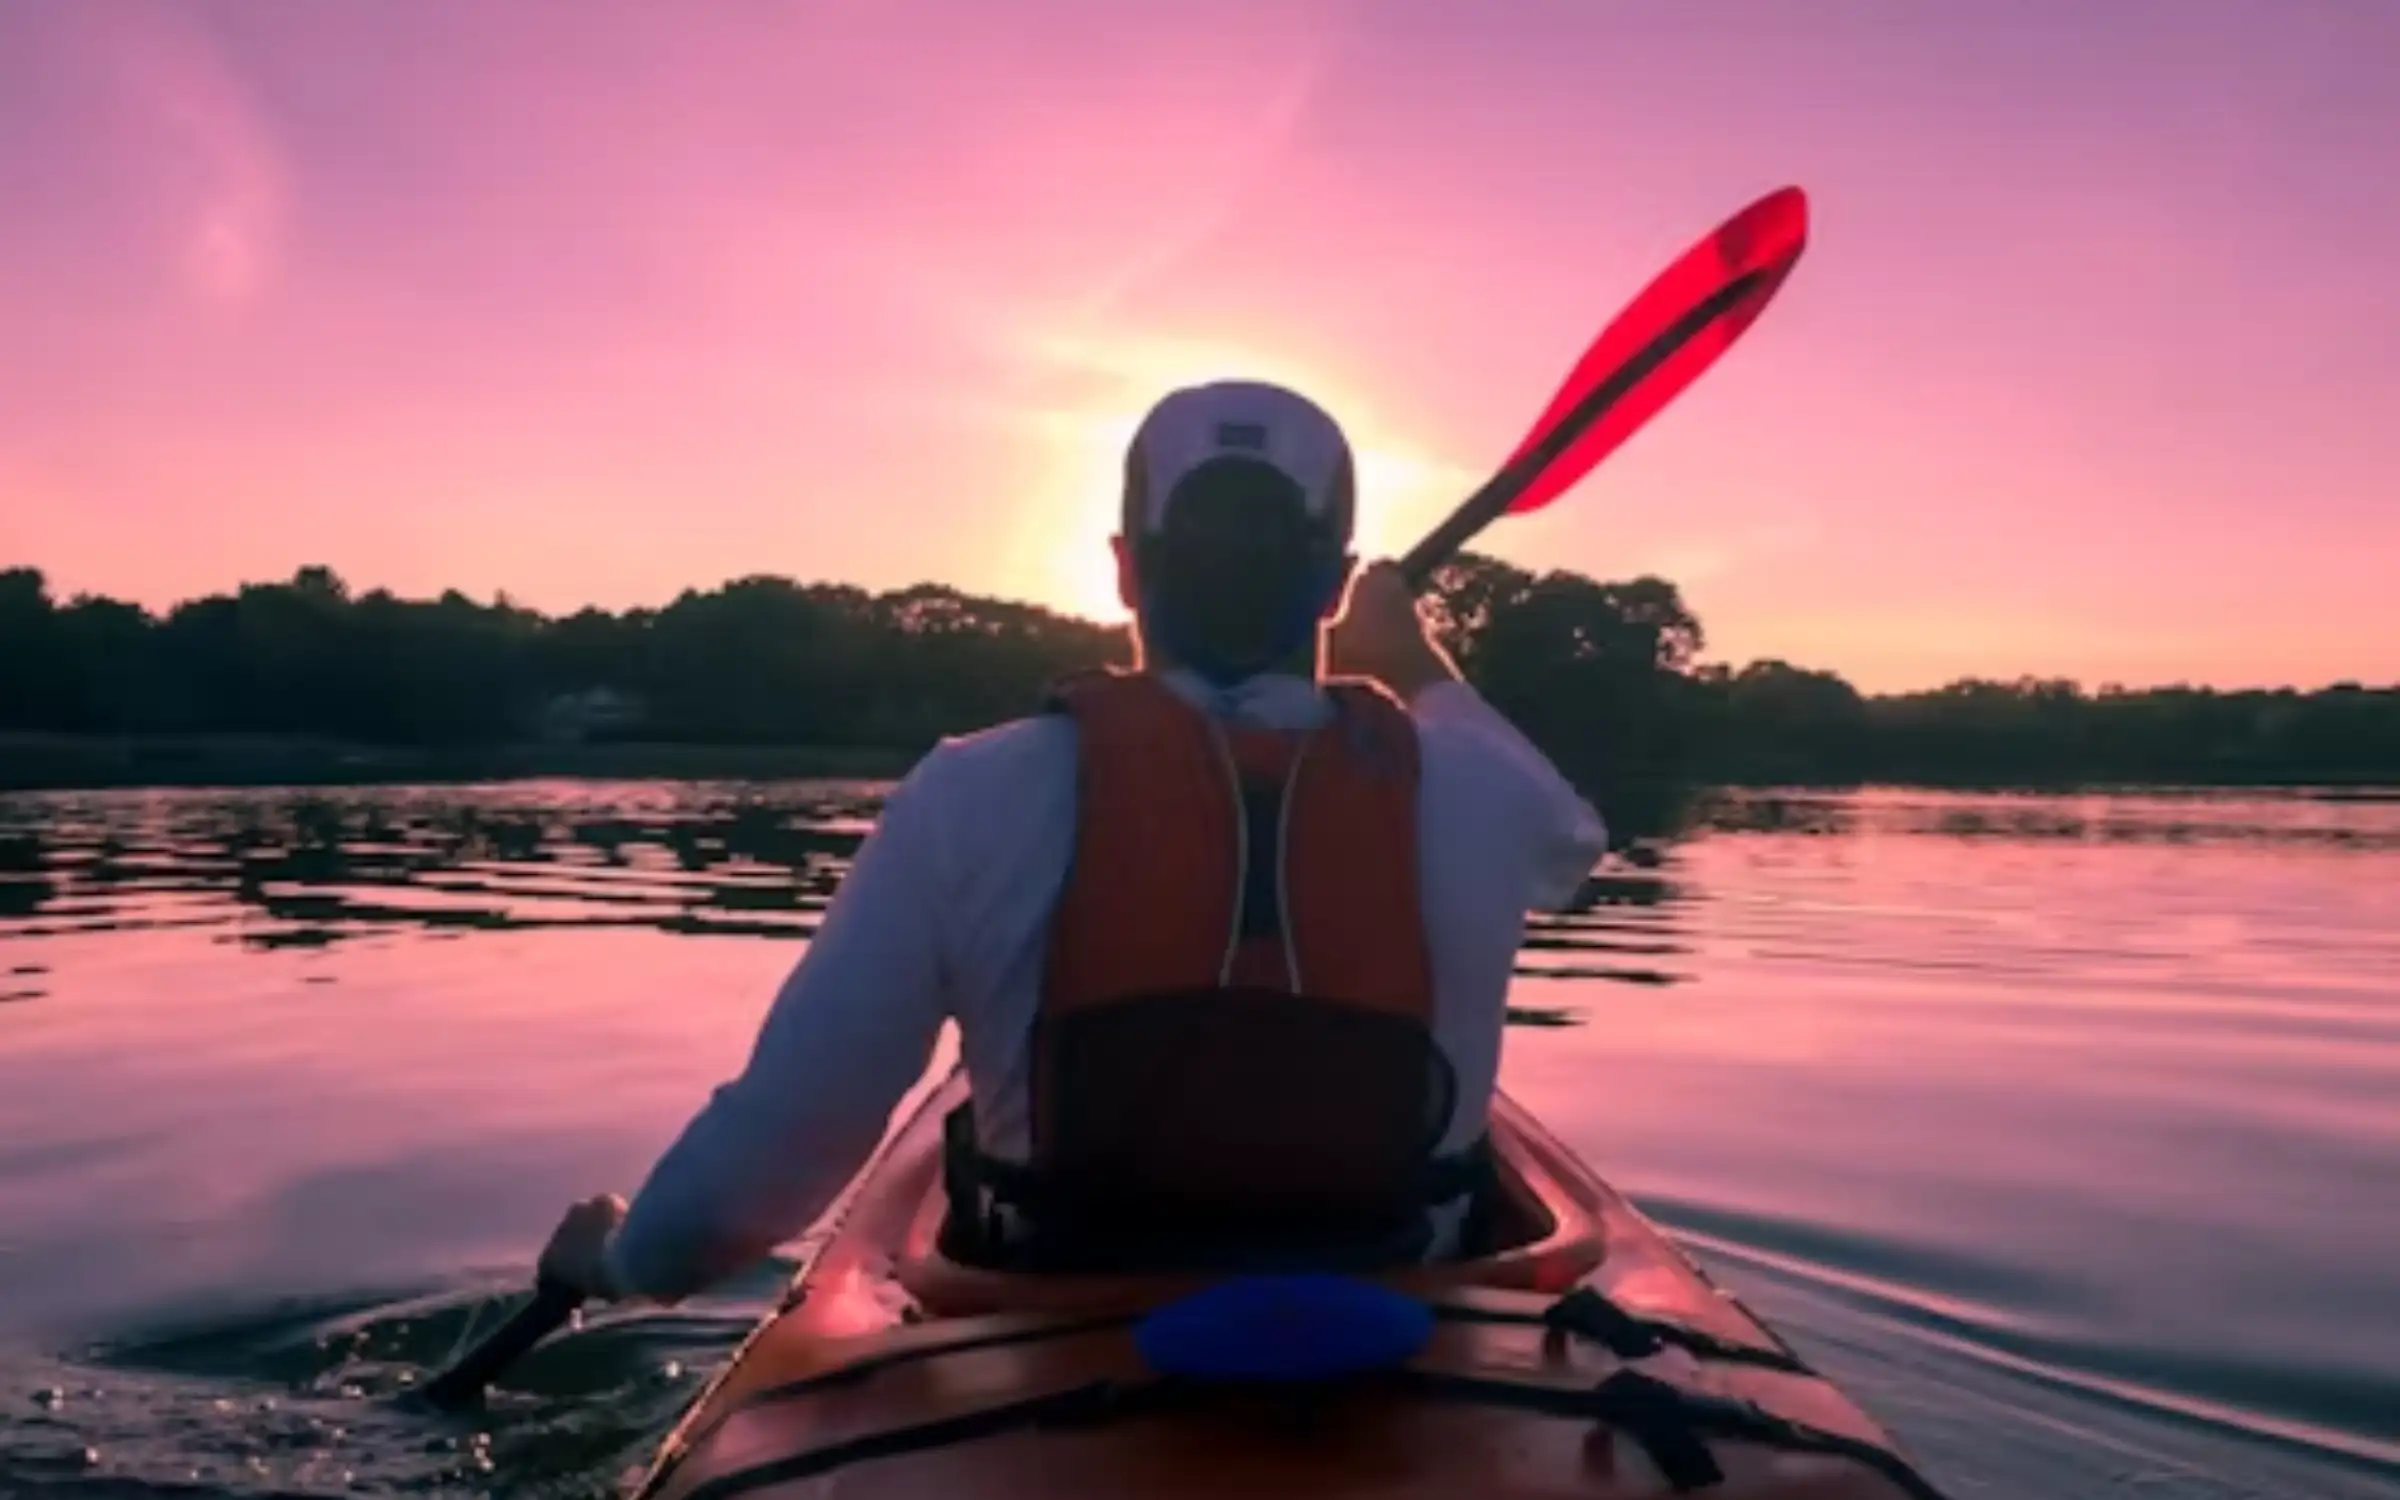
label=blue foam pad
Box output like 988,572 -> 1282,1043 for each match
1133,1273 -> 1436,1383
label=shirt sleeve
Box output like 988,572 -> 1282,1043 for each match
603,758 -> 954,1302
1409,679 -> 1610,911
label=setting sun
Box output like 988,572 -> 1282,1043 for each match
1003,329 -> 1486,622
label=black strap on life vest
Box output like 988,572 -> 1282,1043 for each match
938,1100 -> 1495,1274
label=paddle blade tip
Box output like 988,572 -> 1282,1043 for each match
1719,185 -> 1811,280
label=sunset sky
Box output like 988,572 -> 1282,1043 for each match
2,1 -> 2393,692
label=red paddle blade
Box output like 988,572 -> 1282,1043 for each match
1501,186 -> 1809,516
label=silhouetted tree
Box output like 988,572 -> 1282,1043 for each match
1693,660 -> 1869,782
2,558 -> 2394,797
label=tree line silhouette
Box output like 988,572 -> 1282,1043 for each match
4,561 -> 2395,805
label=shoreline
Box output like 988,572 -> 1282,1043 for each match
0,733 -> 925,793
2,733 -> 2394,800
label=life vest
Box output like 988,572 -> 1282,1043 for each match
942,668 -> 1487,1274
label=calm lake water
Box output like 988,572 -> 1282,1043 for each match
2,780 -> 2396,1499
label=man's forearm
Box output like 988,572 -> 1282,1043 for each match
600,766 -> 954,1300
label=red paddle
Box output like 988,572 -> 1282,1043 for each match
1397,186 -> 1810,587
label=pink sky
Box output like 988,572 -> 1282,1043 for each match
2,0 -> 2393,692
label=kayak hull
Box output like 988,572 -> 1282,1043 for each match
634,1068 -> 1942,1500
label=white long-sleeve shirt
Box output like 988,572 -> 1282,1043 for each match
604,670 -> 1608,1300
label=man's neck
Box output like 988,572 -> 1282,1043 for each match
1133,630 -> 1322,686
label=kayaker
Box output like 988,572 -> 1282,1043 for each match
538,379 -> 1610,1301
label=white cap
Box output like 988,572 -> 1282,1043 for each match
1121,379 -> 1356,542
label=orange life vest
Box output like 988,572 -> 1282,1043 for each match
943,669 -> 1484,1274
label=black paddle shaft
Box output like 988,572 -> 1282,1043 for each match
418,1277 -> 587,1411
1396,268 -> 1770,591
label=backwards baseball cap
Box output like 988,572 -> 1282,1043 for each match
1120,379 -> 1356,547
1118,379 -> 1359,685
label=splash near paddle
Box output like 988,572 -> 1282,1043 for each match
1399,185 -> 1810,585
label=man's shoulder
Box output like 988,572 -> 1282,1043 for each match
883,713 -> 1079,915
900,712 -> 1077,805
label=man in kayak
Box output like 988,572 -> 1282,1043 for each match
539,379 -> 1609,1299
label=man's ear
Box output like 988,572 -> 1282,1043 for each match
1111,535 -> 1141,613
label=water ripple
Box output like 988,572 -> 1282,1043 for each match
3,781 -> 2396,1499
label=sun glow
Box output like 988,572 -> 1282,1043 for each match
1010,332 -> 1482,623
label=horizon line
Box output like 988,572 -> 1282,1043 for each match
5,557 -> 2393,703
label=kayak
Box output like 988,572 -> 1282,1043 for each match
631,1067 -> 1948,1499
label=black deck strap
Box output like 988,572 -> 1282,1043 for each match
1390,1368 -> 1718,1491
1586,1369 -> 1726,1490
1435,1287 -> 1814,1374
1394,1366 -> 1954,1500
734,1312 -> 1139,1412
1544,1284 -> 1671,1357
678,1378 -> 1165,1500
723,1287 -> 1805,1422
684,1357 -> 1954,1500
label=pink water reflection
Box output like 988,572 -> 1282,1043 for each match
1,782 -> 2397,1486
